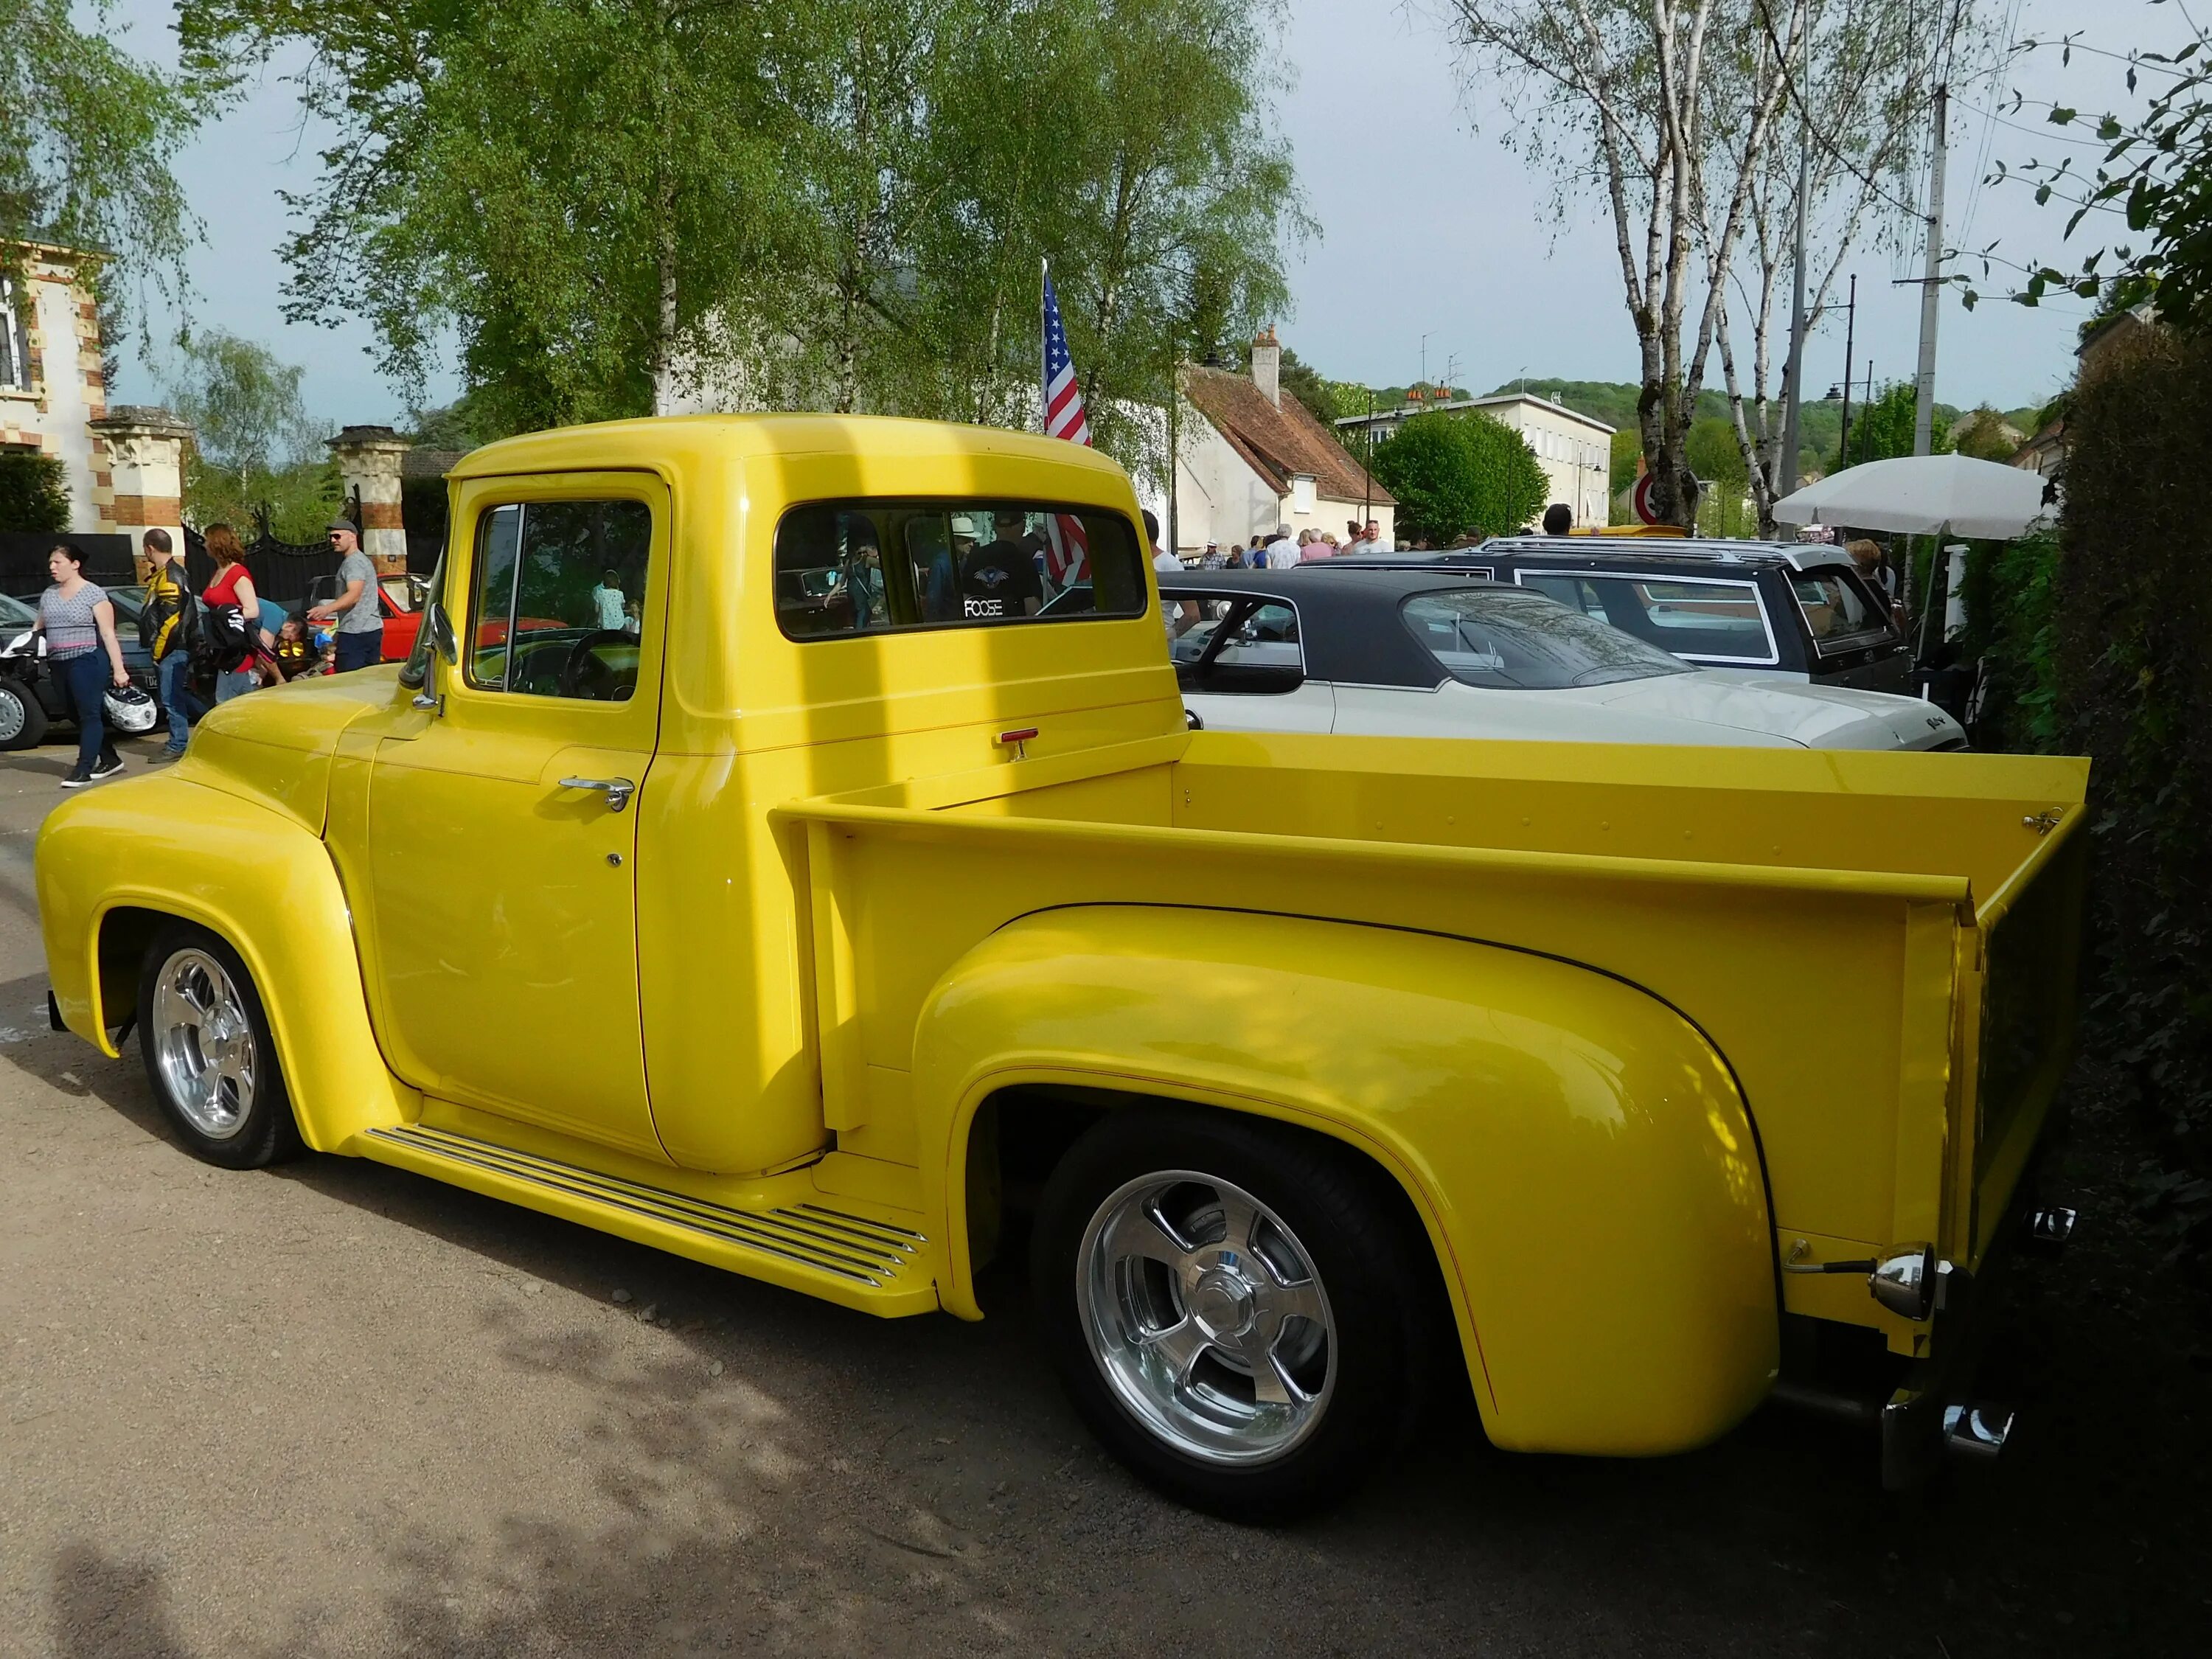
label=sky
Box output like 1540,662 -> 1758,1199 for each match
102,0 -> 2165,429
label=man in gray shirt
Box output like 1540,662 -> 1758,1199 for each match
308,518 -> 383,672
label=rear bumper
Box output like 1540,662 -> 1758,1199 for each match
1772,1150 -> 2067,1488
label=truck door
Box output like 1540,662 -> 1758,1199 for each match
364,475 -> 668,1161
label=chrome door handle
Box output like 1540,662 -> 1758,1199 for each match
559,776 -> 636,813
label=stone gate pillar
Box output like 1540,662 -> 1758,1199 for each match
87,406 -> 191,578
328,425 -> 411,574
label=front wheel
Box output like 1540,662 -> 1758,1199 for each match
1033,1108 -> 1441,1520
0,675 -> 48,750
136,922 -> 303,1169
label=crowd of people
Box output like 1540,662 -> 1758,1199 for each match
1179,516 -> 1401,568
28,517 -> 386,788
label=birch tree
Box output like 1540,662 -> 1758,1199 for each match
1444,0 -> 1965,530
1711,0 -> 1960,534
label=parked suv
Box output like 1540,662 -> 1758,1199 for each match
1324,536 -> 1914,695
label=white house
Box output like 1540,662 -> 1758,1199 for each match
1,238 -> 108,530
1172,330 -> 1394,555
1335,392 -> 1615,529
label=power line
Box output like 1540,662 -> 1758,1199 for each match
1750,0 -> 1939,222
1955,100 -> 2121,150
1957,0 -> 2030,247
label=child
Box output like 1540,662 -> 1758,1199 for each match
273,614 -> 321,681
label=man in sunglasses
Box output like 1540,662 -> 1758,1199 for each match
307,518 -> 384,672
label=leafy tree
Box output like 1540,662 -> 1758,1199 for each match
404,390 -> 514,453
179,0 -> 1298,490
1608,428 -> 1641,501
0,448 -> 68,532
1952,404 -> 2021,462
1686,414 -> 1750,537
1980,14 -> 2212,333
1832,380 -> 1952,471
157,330 -> 341,540
182,0 -> 791,428
1370,411 -> 1548,541
2,0 -> 200,327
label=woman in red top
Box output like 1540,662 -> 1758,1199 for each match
201,524 -> 263,703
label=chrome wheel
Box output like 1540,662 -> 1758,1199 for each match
152,948 -> 257,1140
1077,1170 -> 1336,1467
0,686 -> 24,742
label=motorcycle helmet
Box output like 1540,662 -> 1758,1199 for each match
104,684 -> 159,734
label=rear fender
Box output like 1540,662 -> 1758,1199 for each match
36,773 -> 414,1151
912,905 -> 1778,1457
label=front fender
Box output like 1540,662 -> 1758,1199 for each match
912,905 -> 1777,1457
36,771 -> 414,1152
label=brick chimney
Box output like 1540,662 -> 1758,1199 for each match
1250,326 -> 1281,408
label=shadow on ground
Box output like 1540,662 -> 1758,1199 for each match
38,1048 -> 2212,1658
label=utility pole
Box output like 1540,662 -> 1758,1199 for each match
1838,274 -> 1857,467
1164,346 -> 1179,561
1912,83 -> 1949,457
1363,387 -> 1375,526
1778,10 -> 1813,498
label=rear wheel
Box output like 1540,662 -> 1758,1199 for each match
136,922 -> 303,1169
0,677 -> 47,750
1033,1107 -> 1441,1520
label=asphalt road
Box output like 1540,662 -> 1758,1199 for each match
1,732 -> 2206,1658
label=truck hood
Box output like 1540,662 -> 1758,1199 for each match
175,668 -> 403,832
1584,669 -> 1965,751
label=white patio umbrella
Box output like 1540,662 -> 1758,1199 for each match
1771,453 -> 2050,538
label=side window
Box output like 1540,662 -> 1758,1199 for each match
467,498 -> 653,700
773,498 -> 1145,639
1520,571 -> 1778,664
1172,597 -> 1304,694
1792,569 -> 1893,648
1519,574 -> 1605,617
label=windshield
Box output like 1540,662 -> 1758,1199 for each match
1402,587 -> 1692,689
0,593 -> 37,627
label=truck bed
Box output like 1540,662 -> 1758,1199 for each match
785,730 -> 2089,1347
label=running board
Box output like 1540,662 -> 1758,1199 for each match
358,1124 -> 937,1315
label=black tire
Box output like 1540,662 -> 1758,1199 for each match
1032,1107 -> 1444,1521
0,676 -> 48,750
135,922 -> 304,1169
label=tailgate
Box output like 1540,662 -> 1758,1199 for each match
1955,818 -> 2090,1270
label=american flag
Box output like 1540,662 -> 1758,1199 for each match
1042,268 -> 1091,447
1040,265 -> 1092,585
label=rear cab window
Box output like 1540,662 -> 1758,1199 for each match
1514,570 -> 1779,666
773,499 -> 1145,639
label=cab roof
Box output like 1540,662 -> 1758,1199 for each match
448,413 -> 1138,488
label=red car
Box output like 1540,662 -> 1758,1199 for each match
301,571 -> 432,662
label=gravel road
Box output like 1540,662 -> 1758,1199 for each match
1,738 -> 2205,1658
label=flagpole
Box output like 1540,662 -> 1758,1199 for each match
1040,257 -> 1050,438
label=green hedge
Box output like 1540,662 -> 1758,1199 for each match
0,449 -> 69,532
1982,329 -> 2212,1253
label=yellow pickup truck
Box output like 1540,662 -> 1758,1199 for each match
36,416 -> 2089,1517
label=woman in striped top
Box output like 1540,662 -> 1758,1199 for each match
32,543 -> 130,787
